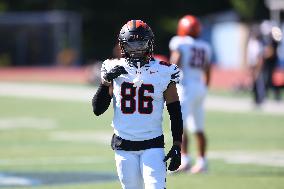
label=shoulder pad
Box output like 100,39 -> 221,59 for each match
156,60 -> 180,84
169,64 -> 180,84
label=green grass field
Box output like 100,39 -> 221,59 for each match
0,83 -> 284,189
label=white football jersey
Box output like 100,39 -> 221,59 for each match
101,58 -> 180,141
169,35 -> 212,84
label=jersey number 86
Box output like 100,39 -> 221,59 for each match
121,82 -> 154,114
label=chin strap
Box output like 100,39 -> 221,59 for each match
126,53 -> 151,67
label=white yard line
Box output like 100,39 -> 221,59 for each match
0,156 -> 112,166
206,95 -> 284,114
0,117 -> 57,130
0,82 -> 95,102
208,150 -> 284,167
0,174 -> 36,186
49,131 -> 112,144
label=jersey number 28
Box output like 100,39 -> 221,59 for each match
190,47 -> 206,68
121,82 -> 154,114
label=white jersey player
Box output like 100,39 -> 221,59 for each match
169,15 -> 212,174
92,20 -> 183,189
101,57 -> 179,141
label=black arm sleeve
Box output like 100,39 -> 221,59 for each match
166,101 -> 183,143
92,84 -> 112,116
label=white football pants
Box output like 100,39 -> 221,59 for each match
177,82 -> 207,133
114,148 -> 166,189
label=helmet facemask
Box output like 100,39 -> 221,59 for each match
120,39 -> 153,66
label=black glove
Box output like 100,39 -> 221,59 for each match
163,145 -> 181,171
104,65 -> 128,82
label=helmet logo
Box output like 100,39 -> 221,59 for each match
129,34 -> 141,40
127,20 -> 147,30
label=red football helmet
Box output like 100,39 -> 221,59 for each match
177,15 -> 201,38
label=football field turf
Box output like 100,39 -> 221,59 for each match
0,83 -> 284,189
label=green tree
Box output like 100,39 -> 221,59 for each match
230,0 -> 267,21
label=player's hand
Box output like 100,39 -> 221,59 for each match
104,65 -> 128,82
163,144 -> 181,171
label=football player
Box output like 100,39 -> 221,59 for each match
92,20 -> 183,189
169,15 -> 212,174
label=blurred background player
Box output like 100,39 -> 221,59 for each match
260,21 -> 283,101
246,24 -> 266,106
169,15 -> 212,174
